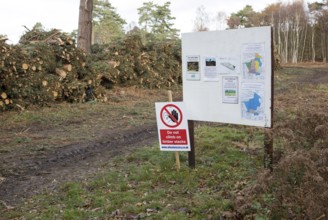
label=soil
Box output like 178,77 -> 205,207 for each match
0,86 -> 174,207
0,123 -> 158,206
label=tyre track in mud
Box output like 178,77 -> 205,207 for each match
0,124 -> 158,206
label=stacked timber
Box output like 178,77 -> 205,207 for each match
0,30 -> 105,111
91,33 -> 182,89
0,29 -> 182,111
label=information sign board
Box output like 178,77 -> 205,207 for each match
182,26 -> 273,127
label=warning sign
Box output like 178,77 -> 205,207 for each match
160,104 -> 183,128
155,102 -> 190,151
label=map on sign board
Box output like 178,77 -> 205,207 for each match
241,82 -> 265,121
242,43 -> 265,80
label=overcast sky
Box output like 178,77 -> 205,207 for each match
0,0 -> 316,44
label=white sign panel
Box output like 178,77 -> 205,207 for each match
155,102 -> 190,151
182,26 -> 272,127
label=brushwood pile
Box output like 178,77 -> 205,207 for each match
0,29 -> 182,111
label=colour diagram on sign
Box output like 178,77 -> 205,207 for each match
242,43 -> 265,80
241,82 -> 265,121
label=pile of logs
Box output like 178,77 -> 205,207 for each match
0,29 -> 182,111
0,91 -> 12,109
91,33 -> 182,89
0,30 -> 105,111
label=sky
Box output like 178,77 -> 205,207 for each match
0,0 -> 316,44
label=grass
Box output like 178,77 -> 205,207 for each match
2,66 -> 327,219
1,125 -> 263,219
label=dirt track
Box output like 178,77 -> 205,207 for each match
0,123 -> 157,206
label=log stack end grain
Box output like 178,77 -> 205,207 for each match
0,29 -> 182,112
0,29 -> 106,111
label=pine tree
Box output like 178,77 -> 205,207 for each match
93,0 -> 126,44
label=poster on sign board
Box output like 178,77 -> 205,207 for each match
186,55 -> 201,81
222,76 -> 239,104
204,56 -> 219,81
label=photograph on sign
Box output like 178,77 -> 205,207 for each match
241,82 -> 265,121
242,43 -> 265,80
186,55 -> 201,81
218,56 -> 240,75
222,76 -> 239,104
155,102 -> 190,151
204,56 -> 219,81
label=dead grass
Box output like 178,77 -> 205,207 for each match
282,62 -> 328,68
236,66 -> 328,219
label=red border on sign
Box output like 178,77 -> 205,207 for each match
160,104 -> 183,128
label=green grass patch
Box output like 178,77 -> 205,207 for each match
3,125 -> 263,219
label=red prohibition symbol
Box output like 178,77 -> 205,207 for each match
160,104 -> 183,128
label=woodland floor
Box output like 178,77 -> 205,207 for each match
0,64 -> 327,209
0,87 -> 181,207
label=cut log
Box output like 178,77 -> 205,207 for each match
63,64 -> 72,72
42,80 -> 48,87
22,63 -> 29,70
1,92 -> 7,99
55,68 -> 67,79
4,99 -> 10,105
52,91 -> 58,98
66,39 -> 74,45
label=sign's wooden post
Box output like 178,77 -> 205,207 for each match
264,27 -> 274,172
167,90 -> 181,170
264,128 -> 273,171
188,120 -> 195,168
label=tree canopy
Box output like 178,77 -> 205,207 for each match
93,0 -> 126,44
227,5 -> 259,29
138,1 -> 179,41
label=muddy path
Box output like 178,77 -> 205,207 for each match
0,123 -> 158,206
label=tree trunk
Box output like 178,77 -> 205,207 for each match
311,26 -> 316,63
77,0 -> 93,54
300,23 -> 307,63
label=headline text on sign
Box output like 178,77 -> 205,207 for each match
160,129 -> 188,145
